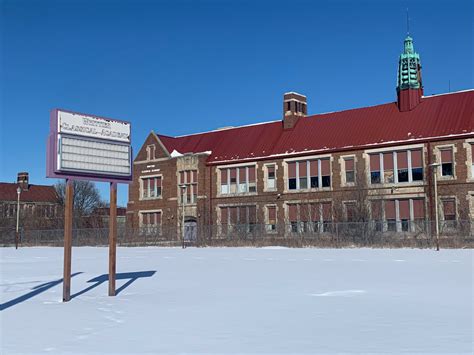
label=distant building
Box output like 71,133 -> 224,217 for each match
127,35 -> 474,240
0,172 -> 60,229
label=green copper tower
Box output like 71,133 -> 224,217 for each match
396,35 -> 424,111
397,36 -> 423,91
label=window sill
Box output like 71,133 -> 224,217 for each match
369,181 -> 425,188
284,187 -> 332,193
139,196 -> 163,201
217,192 -> 258,198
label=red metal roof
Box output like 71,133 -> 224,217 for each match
157,90 -> 474,164
0,183 -> 59,203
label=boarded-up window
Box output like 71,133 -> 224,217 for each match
238,167 -> 246,183
221,169 -> 228,185
321,159 -> 330,176
411,150 -> 422,168
385,200 -> 396,219
383,152 -> 394,170
221,207 -> 228,225
370,154 -> 380,171
397,151 -> 408,169
371,200 -> 382,220
300,204 -> 311,222
311,203 -> 320,222
345,158 -> 354,171
322,203 -> 332,221
268,206 -> 276,224
229,207 -> 238,224
399,199 -> 410,219
288,162 -> 296,178
288,204 -> 297,222
441,148 -> 453,163
298,161 -> 307,177
413,199 -> 424,219
310,160 -> 318,176
442,199 -> 456,220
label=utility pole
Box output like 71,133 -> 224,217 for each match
15,186 -> 21,249
430,163 -> 441,251
179,184 -> 187,249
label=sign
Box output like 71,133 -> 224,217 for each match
47,109 -> 132,182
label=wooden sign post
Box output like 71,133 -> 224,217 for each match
46,109 -> 132,303
108,182 -> 117,296
63,179 -> 73,302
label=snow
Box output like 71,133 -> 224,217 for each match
1,247 -> 473,354
170,149 -> 183,157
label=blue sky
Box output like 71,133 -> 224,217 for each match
1,0 -> 472,206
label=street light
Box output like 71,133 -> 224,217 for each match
16,186 -> 21,249
430,162 -> 441,251
179,184 -> 187,249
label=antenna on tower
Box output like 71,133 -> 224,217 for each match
406,8 -> 410,35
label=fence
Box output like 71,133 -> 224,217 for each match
1,220 -> 474,248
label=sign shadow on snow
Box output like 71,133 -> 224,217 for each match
0,272 -> 83,311
71,271 -> 156,299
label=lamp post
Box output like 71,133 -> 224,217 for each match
179,184 -> 187,249
16,186 -> 21,249
430,163 -> 441,251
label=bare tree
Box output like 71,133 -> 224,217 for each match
55,180 -> 104,227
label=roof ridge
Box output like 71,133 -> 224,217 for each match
422,88 -> 474,99
171,119 -> 281,138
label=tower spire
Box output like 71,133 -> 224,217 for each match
406,8 -> 410,35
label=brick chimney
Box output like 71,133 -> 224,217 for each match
17,172 -> 29,191
283,92 -> 307,129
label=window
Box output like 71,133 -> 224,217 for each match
442,199 -> 456,227
266,206 -> 277,232
397,151 -> 409,183
288,202 -> 331,233
288,162 -> 297,190
371,200 -> 383,231
370,149 -> 423,185
383,152 -> 395,183
413,199 -> 425,230
179,170 -> 198,204
220,166 -> 256,195
288,158 -> 330,190
398,199 -> 410,232
344,157 -> 355,184
146,144 -> 156,160
382,198 -> 425,233
299,161 -> 308,189
140,211 -> 162,234
411,150 -> 423,181
344,202 -> 357,222
440,148 -> 453,177
266,165 -> 276,190
141,176 -> 162,199
220,205 -> 257,233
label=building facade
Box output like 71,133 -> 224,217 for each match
0,172 -> 60,230
127,36 -> 474,241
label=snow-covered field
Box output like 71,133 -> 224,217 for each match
1,247 -> 472,354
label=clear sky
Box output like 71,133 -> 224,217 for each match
1,0 -> 472,206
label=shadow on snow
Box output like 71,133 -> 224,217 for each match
71,271 -> 157,299
0,272 -> 83,311
0,271 -> 157,310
